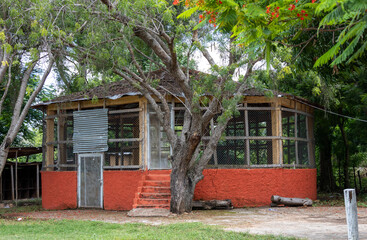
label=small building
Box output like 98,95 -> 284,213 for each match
1,147 -> 42,202
33,70 -> 316,210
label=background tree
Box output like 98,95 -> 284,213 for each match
0,0 -> 60,175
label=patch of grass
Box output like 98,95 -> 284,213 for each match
315,192 -> 367,207
0,204 -> 42,215
0,219 -> 298,240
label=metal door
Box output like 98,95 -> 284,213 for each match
78,153 -> 103,208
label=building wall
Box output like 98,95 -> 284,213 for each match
194,168 -> 317,207
41,168 -> 316,210
41,171 -> 77,210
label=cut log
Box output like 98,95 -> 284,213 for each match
192,199 -> 233,210
271,195 -> 313,207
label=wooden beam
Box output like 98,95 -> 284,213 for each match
271,98 -> 281,164
36,164 -> 40,198
244,96 -> 272,104
58,107 -> 67,170
10,164 -> 14,200
140,98 -> 148,169
46,109 -> 56,171
48,96 -> 141,111
307,116 -> 315,167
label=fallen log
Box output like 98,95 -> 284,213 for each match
271,195 -> 313,207
192,199 -> 233,210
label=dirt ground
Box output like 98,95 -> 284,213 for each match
5,206 -> 367,239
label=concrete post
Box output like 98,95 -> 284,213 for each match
344,189 -> 359,240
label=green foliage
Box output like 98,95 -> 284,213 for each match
179,0 -> 367,68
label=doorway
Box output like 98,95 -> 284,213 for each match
78,153 -> 103,208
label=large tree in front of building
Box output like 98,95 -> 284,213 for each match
56,0 -> 261,214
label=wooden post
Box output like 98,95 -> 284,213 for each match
271,99 -> 281,164
42,108 -> 47,170
307,116 -> 315,167
10,164 -> 14,200
139,98 -> 146,167
58,107 -> 66,170
140,99 -> 148,169
344,189 -> 359,240
36,164 -> 40,198
245,102 -> 250,165
211,119 -> 218,166
46,109 -> 56,171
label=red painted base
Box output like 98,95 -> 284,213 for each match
41,171 -> 77,210
41,168 -> 316,210
194,168 -> 317,207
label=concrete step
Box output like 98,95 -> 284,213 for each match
139,192 -> 171,199
145,174 -> 170,181
137,198 -> 170,205
138,186 -> 171,193
143,180 -> 170,187
133,204 -> 170,209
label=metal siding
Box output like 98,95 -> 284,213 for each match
73,109 -> 108,153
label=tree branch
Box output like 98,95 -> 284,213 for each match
113,68 -> 177,145
0,59 -> 12,115
10,47 -> 55,142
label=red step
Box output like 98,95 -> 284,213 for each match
137,198 -> 169,205
146,174 -> 170,181
139,186 -> 171,194
138,192 -> 171,199
133,204 -> 170,209
143,180 -> 170,187
133,172 -> 171,210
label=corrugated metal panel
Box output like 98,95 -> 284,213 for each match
73,109 -> 108,153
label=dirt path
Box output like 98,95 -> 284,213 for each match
5,206 -> 367,239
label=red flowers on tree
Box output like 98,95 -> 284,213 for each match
266,6 -> 280,20
288,4 -> 296,11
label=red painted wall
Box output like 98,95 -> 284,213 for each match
194,168 -> 317,207
41,171 -> 77,210
41,168 -> 316,210
103,170 -> 145,210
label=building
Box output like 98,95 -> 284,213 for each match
33,70 -> 316,210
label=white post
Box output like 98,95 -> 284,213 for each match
344,189 -> 359,240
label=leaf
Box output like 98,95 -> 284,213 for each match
314,21 -> 367,67
193,18 -> 207,30
40,27 -> 48,37
346,38 -> 367,64
177,6 -> 199,20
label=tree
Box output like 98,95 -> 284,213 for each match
180,0 -> 367,68
52,0 -> 262,214
0,0 -> 58,176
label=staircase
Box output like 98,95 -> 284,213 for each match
133,171 -> 171,209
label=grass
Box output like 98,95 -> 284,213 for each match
315,192 -> 367,207
0,202 -> 43,216
0,219 -> 297,240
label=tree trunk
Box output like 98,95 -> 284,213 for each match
170,166 -> 198,214
170,137 -> 203,214
0,139 -> 11,177
317,122 -> 336,192
271,195 -> 313,206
